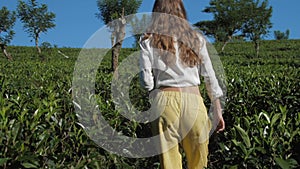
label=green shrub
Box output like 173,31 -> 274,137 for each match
0,40 -> 299,168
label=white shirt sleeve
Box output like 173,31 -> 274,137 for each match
199,40 -> 224,101
139,37 -> 154,91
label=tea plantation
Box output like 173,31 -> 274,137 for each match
0,40 -> 299,168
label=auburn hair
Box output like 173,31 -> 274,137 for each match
142,0 -> 203,67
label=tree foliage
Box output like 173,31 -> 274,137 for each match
196,0 -> 245,42
0,7 -> 16,45
96,0 -> 142,25
17,0 -> 55,54
195,0 -> 272,55
0,6 -> 16,60
96,0 -> 142,72
241,0 -> 272,57
274,29 -> 290,40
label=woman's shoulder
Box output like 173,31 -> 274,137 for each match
139,33 -> 152,50
193,31 -> 207,50
195,31 -> 206,43
139,33 -> 152,42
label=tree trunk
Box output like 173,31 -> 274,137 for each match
221,36 -> 232,52
112,23 -> 125,72
111,9 -> 126,72
111,31 -> 116,47
112,43 -> 120,72
221,41 -> 229,52
35,33 -> 41,54
0,44 -> 13,60
254,40 -> 260,57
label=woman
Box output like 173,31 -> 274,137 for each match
139,0 -> 225,168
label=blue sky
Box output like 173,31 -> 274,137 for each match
1,0 -> 299,48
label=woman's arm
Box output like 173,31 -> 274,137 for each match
139,37 -> 154,91
200,39 -> 225,132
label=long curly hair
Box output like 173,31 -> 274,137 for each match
142,0 -> 203,67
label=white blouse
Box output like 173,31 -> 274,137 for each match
139,35 -> 223,101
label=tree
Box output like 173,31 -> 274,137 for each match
195,0 -> 272,55
0,7 -> 16,60
17,0 -> 55,54
242,0 -> 272,57
96,0 -> 142,72
195,0 -> 247,51
274,29 -> 290,40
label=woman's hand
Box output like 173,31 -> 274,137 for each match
216,113 -> 225,133
213,99 -> 225,133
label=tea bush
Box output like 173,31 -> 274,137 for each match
208,60 -> 299,169
0,40 -> 299,168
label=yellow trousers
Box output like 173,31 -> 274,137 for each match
151,91 -> 211,169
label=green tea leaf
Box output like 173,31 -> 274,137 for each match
275,157 -> 298,169
235,125 -> 251,148
259,112 -> 270,124
22,162 -> 39,169
271,113 -> 281,127
0,158 -> 11,166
